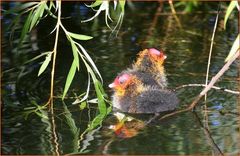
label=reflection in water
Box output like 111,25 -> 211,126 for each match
2,2 -> 240,155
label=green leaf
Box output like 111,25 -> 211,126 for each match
62,60 -> 77,99
94,80 -> 107,115
79,101 -> 87,110
38,52 -> 52,76
68,32 -> 93,40
225,34 -> 240,62
76,43 -> 103,82
30,2 -> 47,30
87,0 -> 103,8
224,1 -> 237,29
119,0 -> 126,13
19,9 -> 33,47
25,51 -> 51,64
70,40 -> 80,70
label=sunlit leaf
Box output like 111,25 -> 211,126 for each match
70,40 -> 80,70
38,52 -> 52,76
119,0 -> 126,13
86,0 -> 103,7
224,1 -> 237,29
80,101 -> 87,110
94,80 -> 107,115
225,34 -> 240,62
68,32 -> 93,40
62,60 -> 77,99
76,43 -> 103,82
25,51 -> 51,64
30,2 -> 46,30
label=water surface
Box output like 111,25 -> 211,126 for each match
2,2 -> 240,155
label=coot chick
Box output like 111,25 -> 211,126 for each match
133,48 -> 168,88
109,73 -> 178,114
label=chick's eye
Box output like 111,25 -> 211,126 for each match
119,78 -> 125,84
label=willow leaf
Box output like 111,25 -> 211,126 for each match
19,9 -> 33,46
94,80 -> 107,115
119,0 -> 126,13
29,1 -> 46,31
25,51 -> 51,64
225,34 -> 240,62
76,43 -> 103,82
224,1 -> 237,29
30,2 -> 46,30
68,32 -> 93,40
38,52 -> 52,76
70,40 -> 80,70
62,60 -> 77,99
86,0 -> 103,8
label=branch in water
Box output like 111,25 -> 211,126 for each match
174,84 -> 240,95
159,50 -> 240,120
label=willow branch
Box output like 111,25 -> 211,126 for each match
174,83 -> 240,95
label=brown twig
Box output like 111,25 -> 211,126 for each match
159,50 -> 240,121
174,83 -> 240,95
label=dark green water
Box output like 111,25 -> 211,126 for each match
2,2 -> 240,155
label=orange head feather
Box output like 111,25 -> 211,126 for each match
135,48 -> 167,67
109,74 -> 141,96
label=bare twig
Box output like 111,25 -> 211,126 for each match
174,83 -> 240,95
159,50 -> 240,121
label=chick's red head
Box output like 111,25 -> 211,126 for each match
109,74 -> 134,95
148,48 -> 167,65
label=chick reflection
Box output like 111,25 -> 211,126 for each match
109,112 -> 145,138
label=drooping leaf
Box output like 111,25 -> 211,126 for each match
68,32 -> 93,40
225,34 -> 240,62
62,60 -> 77,99
70,40 -> 80,70
19,9 -> 33,46
38,52 -> 52,76
224,1 -> 237,29
94,80 -> 107,115
30,1 -> 47,30
25,51 -> 51,64
76,43 -> 103,82
86,0 -> 103,8
119,0 -> 126,13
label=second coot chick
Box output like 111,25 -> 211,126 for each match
109,73 -> 178,114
